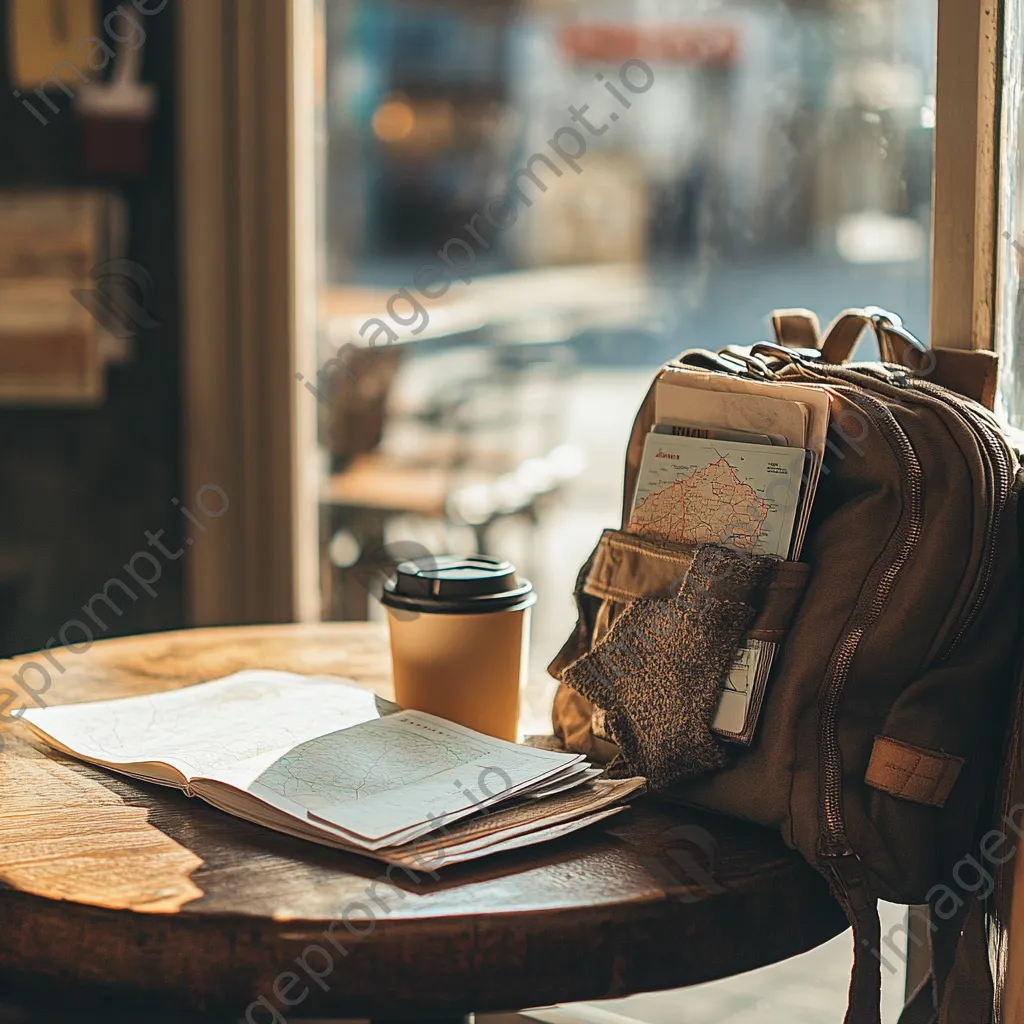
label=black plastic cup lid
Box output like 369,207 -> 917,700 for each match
381,555 -> 536,614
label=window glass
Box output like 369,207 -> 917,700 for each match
322,1 -> 936,349
998,0 -> 1024,426
315,0 -> 937,701
315,0 -> 938,706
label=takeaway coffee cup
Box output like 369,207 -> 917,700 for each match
381,556 -> 536,741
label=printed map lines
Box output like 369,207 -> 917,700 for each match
631,456 -> 768,549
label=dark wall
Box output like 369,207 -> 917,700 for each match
0,0 -> 183,657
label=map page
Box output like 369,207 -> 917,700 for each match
20,671 -> 381,783
628,431 -> 807,742
285,711 -> 582,845
628,432 -> 806,557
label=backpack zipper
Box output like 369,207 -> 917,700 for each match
777,364 -> 926,855
796,360 -> 1007,661
904,379 -> 1012,657
816,388 -> 924,853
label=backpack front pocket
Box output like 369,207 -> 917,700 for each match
550,528 -> 809,788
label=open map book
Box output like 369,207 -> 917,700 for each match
21,671 -> 643,870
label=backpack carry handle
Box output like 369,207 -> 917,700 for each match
820,307 -> 932,372
769,306 -> 932,374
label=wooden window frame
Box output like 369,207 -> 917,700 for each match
930,1 -> 1002,354
900,1 -> 1003,1001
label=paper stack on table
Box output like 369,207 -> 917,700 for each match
20,671 -> 642,870
630,368 -> 834,744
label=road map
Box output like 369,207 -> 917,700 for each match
627,430 -> 809,741
252,712 -> 506,812
628,433 -> 806,557
272,712 -> 580,843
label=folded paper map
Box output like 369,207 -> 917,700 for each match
629,433 -> 805,557
629,427 -> 814,743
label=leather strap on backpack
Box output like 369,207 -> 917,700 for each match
819,308 -> 933,371
829,856 -> 883,1024
813,306 -> 999,409
898,899 -> 994,1024
770,307 -> 821,350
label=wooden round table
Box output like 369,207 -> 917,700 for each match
0,625 -> 847,1022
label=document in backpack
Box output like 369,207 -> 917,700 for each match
628,429 -> 809,741
652,370 -> 833,555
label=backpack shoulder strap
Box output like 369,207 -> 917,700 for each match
829,856 -> 883,1024
825,860 -> 989,1024
898,899 -> 993,1024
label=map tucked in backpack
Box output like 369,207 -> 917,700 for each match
550,307 -> 1022,1024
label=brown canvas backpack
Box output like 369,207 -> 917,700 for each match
550,307 -> 1024,1024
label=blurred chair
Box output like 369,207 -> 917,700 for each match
320,336 -> 581,620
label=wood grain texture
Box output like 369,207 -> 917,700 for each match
930,0 -> 1000,352
0,624 -> 847,1018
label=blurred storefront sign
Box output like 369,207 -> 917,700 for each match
560,23 -> 738,66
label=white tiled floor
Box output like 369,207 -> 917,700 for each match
517,903 -> 907,1023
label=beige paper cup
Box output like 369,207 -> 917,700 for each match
381,556 -> 536,741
